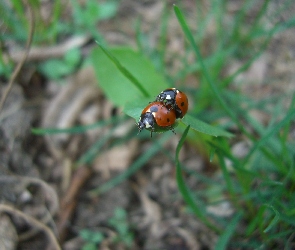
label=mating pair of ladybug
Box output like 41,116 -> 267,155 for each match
137,88 -> 188,137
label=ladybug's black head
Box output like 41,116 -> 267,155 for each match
137,112 -> 155,135
156,89 -> 176,106
137,120 -> 146,133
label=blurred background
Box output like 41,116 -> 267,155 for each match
0,0 -> 295,249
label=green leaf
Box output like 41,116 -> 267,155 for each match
97,2 -> 118,21
173,5 -> 241,130
175,125 -> 220,232
79,229 -> 104,243
38,59 -> 71,79
64,48 -> 81,66
38,48 -> 81,79
263,205 -> 280,233
98,44 -> 150,97
181,114 -> 233,138
82,243 -> 97,250
214,212 -> 243,250
123,97 -> 151,121
91,46 -> 169,107
31,117 -> 119,135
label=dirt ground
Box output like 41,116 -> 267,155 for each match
1,0 -> 295,249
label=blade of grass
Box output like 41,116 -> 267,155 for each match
214,211 -> 243,250
173,5 -> 247,136
89,132 -> 172,195
50,0 -> 62,42
247,0 -> 271,38
181,114 -> 233,138
31,116 -> 121,135
263,205 -> 280,233
246,206 -> 266,237
222,12 -> 294,88
77,127 -> 115,165
176,125 -> 221,233
230,0 -> 256,42
244,95 -> 295,163
216,151 -> 237,206
11,0 -> 27,28
157,2 -> 169,72
96,43 -> 150,98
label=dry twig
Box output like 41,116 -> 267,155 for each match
57,166 -> 93,243
0,0 -> 35,113
7,35 -> 91,62
0,204 -> 61,250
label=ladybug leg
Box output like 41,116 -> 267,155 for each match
169,104 -> 176,111
150,127 -> 156,138
170,127 -> 176,135
159,102 -> 166,109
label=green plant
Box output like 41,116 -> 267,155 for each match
89,1 -> 295,249
38,48 -> 81,79
0,0 -> 119,80
79,208 -> 134,249
172,3 -> 295,249
30,0 -> 295,248
108,207 -> 134,247
72,0 -> 118,40
79,229 -> 104,250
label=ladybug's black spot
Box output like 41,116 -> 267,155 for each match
181,102 -> 184,106
150,106 -> 158,112
167,118 -> 170,122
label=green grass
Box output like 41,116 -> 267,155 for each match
169,2 -> 295,248
79,207 -> 134,249
4,0 -> 295,248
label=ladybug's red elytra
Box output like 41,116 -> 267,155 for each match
137,101 -> 177,137
156,88 -> 188,119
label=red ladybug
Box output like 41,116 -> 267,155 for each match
137,101 -> 177,137
156,88 -> 188,119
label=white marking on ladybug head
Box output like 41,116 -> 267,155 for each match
166,95 -> 172,100
145,121 -> 152,128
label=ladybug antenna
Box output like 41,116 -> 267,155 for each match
137,121 -> 145,135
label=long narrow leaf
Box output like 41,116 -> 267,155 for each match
182,114 -> 233,138
245,103 -> 295,162
214,212 -> 243,250
263,205 -> 280,233
31,117 -> 120,135
173,5 -> 238,125
175,125 -> 220,232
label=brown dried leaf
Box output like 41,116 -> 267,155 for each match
94,139 -> 138,177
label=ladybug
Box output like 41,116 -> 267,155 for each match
156,88 -> 188,119
137,101 -> 177,137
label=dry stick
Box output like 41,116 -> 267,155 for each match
57,166 -> 93,243
0,204 -> 61,250
0,0 -> 35,113
0,176 -> 59,215
8,35 -> 91,62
